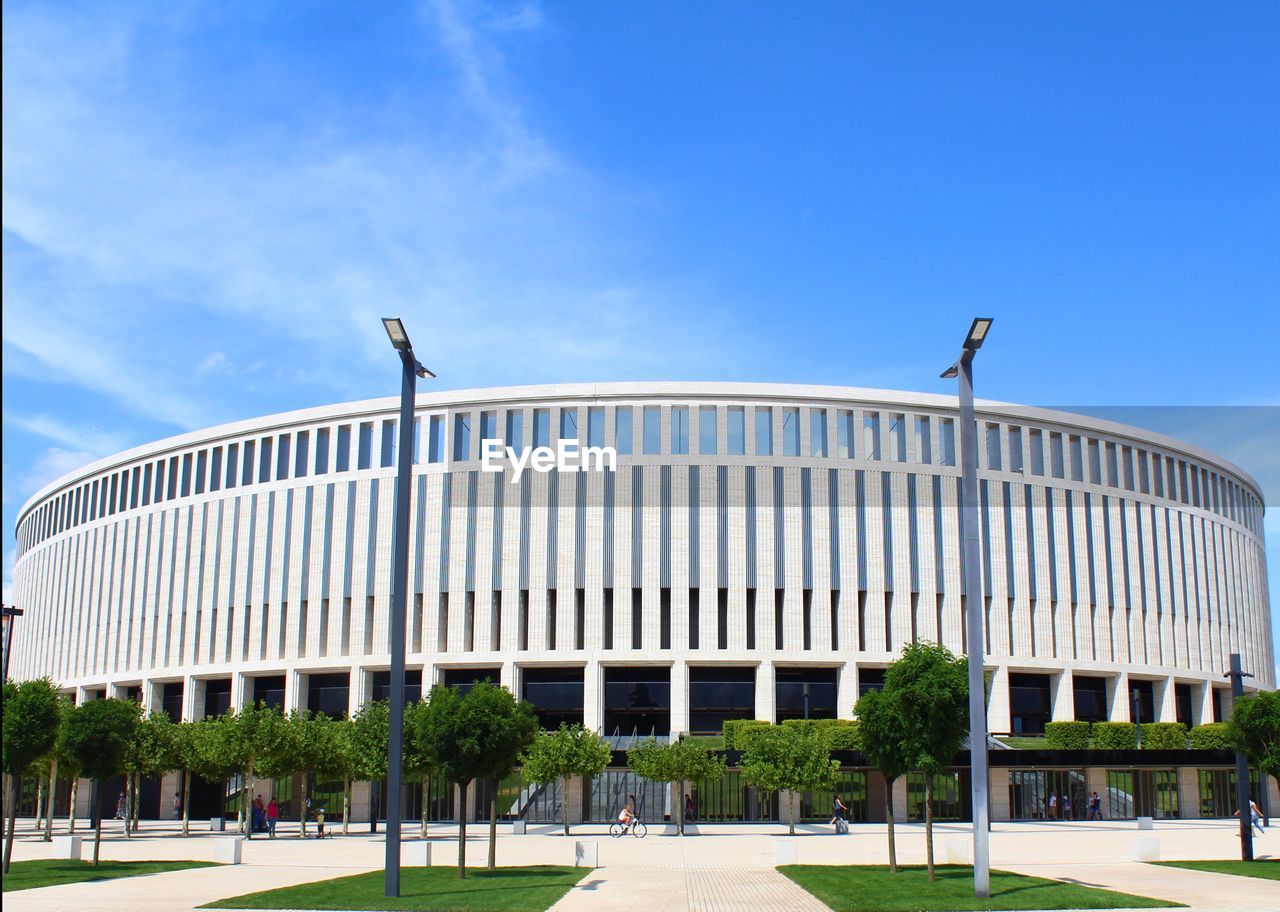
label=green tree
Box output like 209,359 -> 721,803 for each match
885,641 -> 969,881
58,698 -> 141,865
739,725 -> 838,835
220,704 -> 288,837
348,700 -> 390,834
42,695 -> 81,840
627,738 -> 726,835
274,710 -> 346,836
172,721 -> 203,836
185,715 -> 243,827
122,712 -> 181,837
403,699 -> 439,838
520,723 -> 612,838
1229,690 -> 1280,798
3,678 -> 62,873
855,686 -> 911,872
465,683 -> 538,869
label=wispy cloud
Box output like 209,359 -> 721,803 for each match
5,413 -> 130,457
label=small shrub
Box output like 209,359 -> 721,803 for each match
1189,722 -> 1232,750
1044,721 -> 1090,750
722,719 -> 772,750
1140,722 -> 1187,750
1092,721 -> 1137,750
780,718 -> 863,751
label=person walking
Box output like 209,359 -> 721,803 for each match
316,807 -> 326,839
1061,794 -> 1072,820
830,794 -> 850,834
684,793 -> 696,823
1047,792 -> 1058,820
172,792 -> 182,820
267,797 -> 279,839
1236,798 -> 1266,836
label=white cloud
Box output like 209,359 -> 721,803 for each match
7,447 -> 99,506
5,412 -> 130,457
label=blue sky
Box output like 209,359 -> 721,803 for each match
3,2 -> 1278,677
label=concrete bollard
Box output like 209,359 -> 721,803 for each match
511,819 -> 527,835
217,837 -> 243,865
404,841 -> 432,867
210,817 -> 226,832
1137,816 -> 1155,831
773,838 -> 798,865
942,838 -> 971,865
51,835 -> 82,860
1131,835 -> 1160,862
574,840 -> 597,867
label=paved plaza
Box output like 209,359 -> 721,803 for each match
3,817 -> 1277,912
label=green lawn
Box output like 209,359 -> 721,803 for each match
995,736 -> 1049,750
204,865 -> 587,911
779,864 -> 1181,911
1153,859 -> 1280,881
2,859 -> 218,892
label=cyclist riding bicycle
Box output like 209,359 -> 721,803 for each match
617,793 -> 638,832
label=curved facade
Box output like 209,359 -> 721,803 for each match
10,383 -> 1273,737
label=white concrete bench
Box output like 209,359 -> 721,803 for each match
216,837 -> 243,865
404,841 -> 431,867
574,840 -> 597,867
773,838 -> 797,865
51,835 -> 82,860
1131,835 -> 1159,862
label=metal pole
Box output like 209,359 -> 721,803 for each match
803,684 -> 810,720
384,350 -> 416,897
1133,691 -> 1142,748
2,606 -> 23,681
1228,653 -> 1253,861
957,352 -> 991,897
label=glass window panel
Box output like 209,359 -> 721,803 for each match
1008,427 -> 1023,473
560,408 -> 578,441
276,436 -> 291,480
939,418 -> 956,466
380,420 -> 396,468
294,432 -> 309,478
505,411 -> 524,450
427,416 -> 445,463
479,411 -> 498,444
1050,433 -> 1065,479
453,413 -> 472,461
727,407 -> 745,455
810,409 -> 828,457
1069,436 -> 1083,482
587,407 -> 605,448
532,409 -> 550,448
837,410 -> 854,459
671,406 -> 689,455
889,413 -> 906,462
755,407 -> 773,456
863,413 -> 881,460
1029,429 -> 1044,475
781,407 -> 800,456
699,405 -> 717,455
614,407 -> 632,455
986,424 -> 1002,471
314,430 -> 329,475
915,416 -> 932,464
643,406 -> 662,454
336,425 -> 351,472
195,450 -> 208,494
357,423 -> 372,470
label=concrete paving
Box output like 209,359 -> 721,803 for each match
2,817 -> 1276,912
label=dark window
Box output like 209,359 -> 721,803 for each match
857,668 -> 886,699
688,667 -> 754,734
203,678 -> 232,718
252,675 -> 286,711
603,666 -> 670,736
372,669 -> 424,703
1212,688 -> 1225,723
1129,679 -> 1156,725
775,667 -> 837,723
1073,676 -> 1109,723
161,682 -> 184,723
1009,673 -> 1052,735
307,672 -> 351,719
438,668 -> 496,698
1175,683 -> 1194,729
522,667 -> 584,731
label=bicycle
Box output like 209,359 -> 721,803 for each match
609,818 -> 647,838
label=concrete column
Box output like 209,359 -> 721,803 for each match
1156,677 -> 1176,722
891,776 -> 908,823
230,672 -> 248,710
1107,673 -> 1130,722
986,665 -> 1011,734
187,678 -> 205,721
1051,668 -> 1074,722
289,669 -> 306,714
989,768 -> 1010,822
1195,681 -> 1214,728
1085,767 -> 1108,816
839,663 -> 858,719
159,771 -> 182,823
142,679 -> 163,716
755,660 -> 776,723
349,781 -> 372,823
346,668 -> 365,718
669,661 -> 689,736
564,775 -> 587,824
583,662 -> 604,733
867,771 -> 888,822
1177,767 -> 1200,818
501,659 -> 517,694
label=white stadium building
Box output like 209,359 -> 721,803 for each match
9,383 -> 1275,824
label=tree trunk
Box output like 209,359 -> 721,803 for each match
124,772 -> 134,840
36,777 -> 45,831
924,776 -> 935,881
561,776 -> 570,836
181,771 -> 190,836
132,772 -> 141,833
788,791 -> 796,836
487,781 -> 498,869
420,776 -> 429,838
242,762 -> 253,838
885,780 -> 897,874
92,780 -> 103,865
3,774 -> 19,874
457,781 -> 468,879
300,772 -> 309,837
342,777 -> 351,835
677,779 -> 685,836
69,777 -> 79,833
44,760 -> 58,841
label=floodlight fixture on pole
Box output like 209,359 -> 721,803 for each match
1227,654 -> 1255,861
381,317 -> 435,898
2,604 -> 24,682
938,317 -> 994,899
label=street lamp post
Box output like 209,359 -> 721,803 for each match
1227,653 -> 1254,861
940,317 -> 994,898
1,605 -> 24,681
381,318 -> 436,899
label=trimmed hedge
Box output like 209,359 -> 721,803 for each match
1189,722 -> 1232,750
780,717 -> 862,751
1091,721 -> 1138,750
722,719 -> 773,750
1140,722 -> 1188,750
1044,721 -> 1090,750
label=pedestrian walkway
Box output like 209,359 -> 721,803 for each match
549,866 -> 830,912
1003,861 -> 1280,912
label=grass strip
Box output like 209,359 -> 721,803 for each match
3,859 -> 217,892
1153,859 -> 1280,881
205,864 -> 587,911
779,863 -> 1182,911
